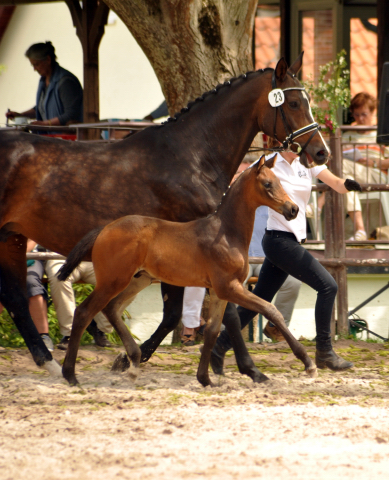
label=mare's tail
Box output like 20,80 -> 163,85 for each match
57,227 -> 104,281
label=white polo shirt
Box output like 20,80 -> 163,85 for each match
264,152 -> 327,242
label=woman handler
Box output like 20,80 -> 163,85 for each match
211,142 -> 361,372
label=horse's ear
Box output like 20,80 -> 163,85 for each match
257,155 -> 266,170
288,52 -> 304,76
264,154 -> 277,170
275,57 -> 288,82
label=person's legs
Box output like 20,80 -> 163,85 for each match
29,295 -> 48,333
216,257 -> 288,352
262,234 -> 352,369
78,262 -> 113,334
46,259 -> 77,337
181,287 -> 206,345
274,275 -> 302,327
245,263 -> 301,338
27,260 -> 52,351
214,233 -> 352,371
342,160 -> 366,239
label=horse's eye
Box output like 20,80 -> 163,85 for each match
264,182 -> 272,189
289,101 -> 299,109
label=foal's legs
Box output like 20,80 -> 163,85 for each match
102,274 -> 153,380
197,289 -> 227,387
218,281 -> 317,377
0,234 -> 60,374
63,266 -> 142,385
110,283 -> 184,371
220,302 -> 269,382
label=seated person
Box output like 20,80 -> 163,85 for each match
318,92 -> 389,240
45,259 -> 112,350
180,287 -> 206,346
17,241 -> 52,351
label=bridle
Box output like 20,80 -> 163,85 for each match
271,70 -> 321,156
250,70 -> 322,158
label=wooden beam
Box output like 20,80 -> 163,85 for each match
280,0 -> 291,66
65,0 -> 109,134
0,6 -> 14,42
377,0 -> 389,95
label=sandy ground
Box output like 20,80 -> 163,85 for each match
1,339 -> 389,479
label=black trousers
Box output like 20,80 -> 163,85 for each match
217,230 -> 337,351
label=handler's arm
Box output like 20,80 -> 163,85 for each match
316,169 -> 361,194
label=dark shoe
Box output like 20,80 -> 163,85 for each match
181,334 -> 196,346
86,320 -> 112,347
316,348 -> 353,371
264,323 -> 286,342
40,334 -> 54,352
57,336 -> 70,351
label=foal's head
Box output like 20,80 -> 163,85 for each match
252,155 -> 298,221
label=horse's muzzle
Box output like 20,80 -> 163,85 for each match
283,201 -> 299,221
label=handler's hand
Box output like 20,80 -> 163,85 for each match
344,179 -> 362,192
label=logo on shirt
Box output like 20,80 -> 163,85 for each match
297,170 -> 307,178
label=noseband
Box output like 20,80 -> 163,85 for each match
270,70 -> 321,157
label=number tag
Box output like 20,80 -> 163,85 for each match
268,88 -> 285,107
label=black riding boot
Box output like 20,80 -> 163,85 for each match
316,348 -> 353,371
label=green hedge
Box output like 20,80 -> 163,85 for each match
0,283 -> 126,348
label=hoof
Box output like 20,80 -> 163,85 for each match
43,359 -> 62,377
197,374 -> 213,388
62,367 -> 79,386
252,371 -> 269,383
128,365 -> 139,383
140,345 -> 154,363
111,352 -> 130,372
65,376 -> 79,387
305,366 -> 318,378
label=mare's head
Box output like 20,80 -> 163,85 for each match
260,52 -> 329,168
251,155 -> 298,221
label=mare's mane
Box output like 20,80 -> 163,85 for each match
162,68 -> 274,125
206,162 -> 257,218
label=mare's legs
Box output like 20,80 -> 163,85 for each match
140,283 -> 185,362
197,289 -> 227,387
0,235 -> 60,374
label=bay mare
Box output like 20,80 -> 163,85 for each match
0,53 -> 329,376
58,155 -> 318,387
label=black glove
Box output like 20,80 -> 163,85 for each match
344,179 -> 362,192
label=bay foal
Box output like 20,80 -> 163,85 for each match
59,155 -> 318,387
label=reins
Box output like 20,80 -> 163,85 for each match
249,70 -> 321,156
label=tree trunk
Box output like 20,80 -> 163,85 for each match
102,0 -> 258,115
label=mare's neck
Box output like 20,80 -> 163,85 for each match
165,70 -> 272,187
